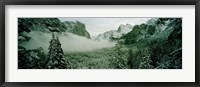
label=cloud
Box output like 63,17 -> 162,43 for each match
19,31 -> 115,53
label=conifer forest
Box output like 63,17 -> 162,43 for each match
18,18 -> 182,69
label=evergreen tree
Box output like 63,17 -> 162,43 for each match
47,33 -> 67,69
18,47 -> 46,69
139,49 -> 154,69
110,42 -> 127,69
127,49 -> 133,69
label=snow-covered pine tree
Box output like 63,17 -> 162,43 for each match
110,42 -> 127,69
138,48 -> 154,69
127,49 -> 133,69
46,33 -> 67,69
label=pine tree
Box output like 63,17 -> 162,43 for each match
139,49 -> 154,69
46,33 -> 67,69
18,46 -> 46,69
127,49 -> 133,69
111,42 -> 127,69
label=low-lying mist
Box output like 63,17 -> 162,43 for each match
19,31 -> 116,53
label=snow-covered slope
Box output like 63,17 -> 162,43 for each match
146,18 -> 175,32
94,24 -> 133,41
123,18 -> 182,44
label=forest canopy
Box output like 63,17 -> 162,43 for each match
18,18 -> 182,69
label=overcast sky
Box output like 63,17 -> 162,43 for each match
58,18 -> 151,36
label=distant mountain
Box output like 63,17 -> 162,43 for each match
94,24 -> 133,41
117,24 -> 133,34
63,21 -> 91,39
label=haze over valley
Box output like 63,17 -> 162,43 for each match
18,18 -> 182,69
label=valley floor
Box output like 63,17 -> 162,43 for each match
65,46 -> 130,69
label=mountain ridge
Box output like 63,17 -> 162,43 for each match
94,23 -> 133,41
18,18 -> 91,41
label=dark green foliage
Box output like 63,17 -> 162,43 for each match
18,18 -> 68,42
108,42 -> 128,69
138,48 -> 153,69
18,18 -> 32,33
18,18 -> 32,42
154,19 -> 181,69
127,49 -> 133,69
35,18 -> 67,32
18,18 -> 182,69
18,46 -> 47,69
126,48 -> 154,69
122,25 -> 141,44
18,33 -> 68,69
18,18 -> 67,33
124,18 -> 182,69
109,37 -> 121,41
65,48 -> 115,69
46,33 -> 67,69
18,18 -> 91,39
122,23 -> 153,44
156,18 -> 175,25
147,25 -> 156,35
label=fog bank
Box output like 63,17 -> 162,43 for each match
19,31 -> 116,53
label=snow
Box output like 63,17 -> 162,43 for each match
94,24 -> 133,41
